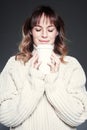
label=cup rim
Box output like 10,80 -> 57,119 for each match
37,44 -> 54,49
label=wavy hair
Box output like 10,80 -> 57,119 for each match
15,5 -> 68,63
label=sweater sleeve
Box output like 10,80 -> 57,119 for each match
45,57 -> 87,127
0,56 -> 45,127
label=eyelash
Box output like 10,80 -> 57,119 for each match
35,28 -> 54,32
48,30 -> 54,32
35,29 -> 41,32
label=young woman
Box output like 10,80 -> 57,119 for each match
0,5 -> 87,130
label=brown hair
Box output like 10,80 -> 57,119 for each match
15,5 -> 68,63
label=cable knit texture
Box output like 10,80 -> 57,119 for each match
0,55 -> 87,130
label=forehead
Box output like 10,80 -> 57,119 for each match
36,13 -> 54,25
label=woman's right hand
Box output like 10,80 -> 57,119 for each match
30,52 -> 41,69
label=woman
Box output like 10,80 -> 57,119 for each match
0,5 -> 87,130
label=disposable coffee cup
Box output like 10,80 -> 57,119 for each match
37,44 -> 53,74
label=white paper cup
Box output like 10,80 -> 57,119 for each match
37,44 -> 53,74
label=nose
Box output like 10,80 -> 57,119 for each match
41,29 -> 48,38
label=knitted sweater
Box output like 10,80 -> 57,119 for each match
0,55 -> 87,130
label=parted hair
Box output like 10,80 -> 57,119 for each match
15,5 -> 68,63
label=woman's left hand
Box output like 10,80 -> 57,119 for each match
48,52 -> 60,73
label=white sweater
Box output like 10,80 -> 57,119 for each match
0,55 -> 87,130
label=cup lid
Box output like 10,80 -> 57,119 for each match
37,44 -> 54,49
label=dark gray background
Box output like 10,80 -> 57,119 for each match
0,0 -> 87,130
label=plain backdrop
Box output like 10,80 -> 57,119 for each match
0,0 -> 87,130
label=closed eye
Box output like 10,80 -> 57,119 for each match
35,28 -> 41,32
48,29 -> 54,32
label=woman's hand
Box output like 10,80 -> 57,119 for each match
30,52 -> 41,69
48,52 -> 60,73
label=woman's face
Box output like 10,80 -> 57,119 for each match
31,14 -> 58,46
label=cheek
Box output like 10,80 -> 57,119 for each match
32,32 -> 40,39
32,32 -> 40,45
49,33 -> 58,39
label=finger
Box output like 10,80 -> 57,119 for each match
32,52 -> 38,60
51,51 -> 57,58
55,62 -> 60,72
51,58 -> 56,65
34,61 -> 42,69
31,53 -> 39,67
47,62 -> 55,72
48,57 -> 60,72
50,52 -> 57,62
51,53 -> 60,65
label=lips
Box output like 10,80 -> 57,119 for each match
39,40 -> 49,42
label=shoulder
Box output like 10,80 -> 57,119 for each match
5,55 -> 25,66
6,56 -> 16,64
3,56 -> 18,70
1,56 -> 24,74
63,55 -> 86,82
63,55 -> 86,76
64,55 -> 78,62
64,55 -> 83,68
